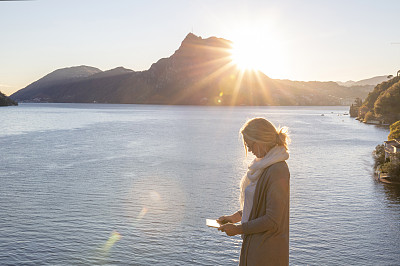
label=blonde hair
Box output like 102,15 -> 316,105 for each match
239,117 -> 290,208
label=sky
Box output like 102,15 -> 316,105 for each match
1,0 -> 400,95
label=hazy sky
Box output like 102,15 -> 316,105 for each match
1,0 -> 400,95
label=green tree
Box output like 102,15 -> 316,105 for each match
373,144 -> 386,169
387,154 -> 400,182
388,120 -> 400,140
374,82 -> 400,123
364,111 -> 375,122
362,76 -> 400,110
350,98 -> 362,117
350,104 -> 357,117
354,97 -> 362,107
358,106 -> 369,119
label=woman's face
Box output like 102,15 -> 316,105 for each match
245,139 -> 269,158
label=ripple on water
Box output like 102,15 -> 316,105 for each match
0,104 -> 399,265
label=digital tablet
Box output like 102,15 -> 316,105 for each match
206,219 -> 220,228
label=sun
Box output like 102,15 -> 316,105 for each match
230,41 -> 264,71
229,31 -> 286,78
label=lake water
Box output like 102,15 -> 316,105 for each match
0,104 -> 399,265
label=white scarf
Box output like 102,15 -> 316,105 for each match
240,145 -> 289,208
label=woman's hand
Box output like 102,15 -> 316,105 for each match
216,215 -> 233,225
217,211 -> 242,225
218,224 -> 243,236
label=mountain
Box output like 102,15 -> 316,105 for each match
10,33 -> 373,106
337,75 -> 391,87
276,79 -> 373,105
25,65 -> 101,88
10,66 -> 138,103
10,65 -> 102,102
0,91 -> 18,106
89,67 -> 134,79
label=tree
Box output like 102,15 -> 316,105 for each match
387,154 -> 400,182
374,82 -> 400,122
350,104 -> 357,117
388,120 -> 400,140
364,111 -> 375,122
373,144 -> 386,169
362,76 -> 400,110
358,106 -> 369,119
354,97 -> 362,107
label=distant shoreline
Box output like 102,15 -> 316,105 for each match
14,102 -> 353,107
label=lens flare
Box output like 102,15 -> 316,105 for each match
92,230 -> 122,264
125,175 -> 186,233
149,191 -> 161,201
101,231 -> 122,253
136,207 -> 148,221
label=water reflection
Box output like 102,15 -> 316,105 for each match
381,183 -> 400,203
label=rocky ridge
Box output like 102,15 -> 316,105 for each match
11,33 -> 374,106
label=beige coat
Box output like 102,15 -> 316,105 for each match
240,161 -> 290,266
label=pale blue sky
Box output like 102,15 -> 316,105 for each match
1,0 -> 400,95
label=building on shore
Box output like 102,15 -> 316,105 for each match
384,139 -> 400,163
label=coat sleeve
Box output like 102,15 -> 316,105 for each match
241,166 -> 289,235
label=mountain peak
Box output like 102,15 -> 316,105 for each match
10,65 -> 102,101
337,75 -> 391,87
183,32 -> 200,42
180,32 -> 232,48
44,65 -> 102,81
172,33 -> 232,61
90,67 -> 134,79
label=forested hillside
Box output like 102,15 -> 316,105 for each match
356,76 -> 400,124
0,91 -> 18,106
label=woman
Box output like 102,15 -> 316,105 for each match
217,117 -> 290,266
